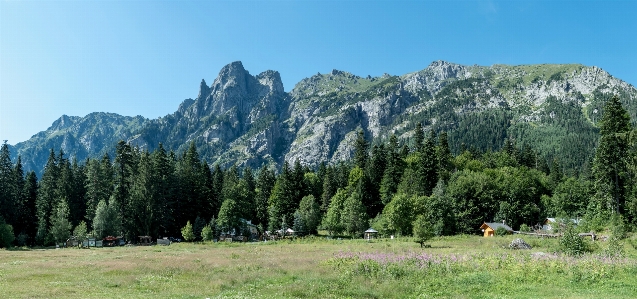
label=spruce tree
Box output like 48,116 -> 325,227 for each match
255,166 -> 275,228
152,143 -> 176,237
413,123 -> 425,152
380,135 -> 404,205
591,95 -> 631,216
436,131 -> 453,182
22,171 -> 38,243
36,149 -> 58,245
12,156 -> 26,236
421,130 -> 439,196
268,162 -> 297,231
0,142 -> 16,226
113,141 -> 135,239
353,130 -> 369,169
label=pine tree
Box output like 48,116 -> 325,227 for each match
268,162 -> 297,231
68,157 -> 86,227
420,130 -> 439,196
130,151 -> 158,237
22,171 -> 38,243
353,130 -> 369,169
320,166 -> 337,213
436,131 -> 453,182
152,144 -> 176,237
366,144 -> 386,217
255,166 -> 275,228
113,141 -> 135,239
85,155 -> 113,227
211,164 -> 224,216
12,156 -> 26,236
413,123 -> 425,152
0,142 -> 16,226
380,135 -> 404,204
36,149 -> 58,245
591,95 -> 631,216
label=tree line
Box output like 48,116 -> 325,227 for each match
0,95 -> 636,247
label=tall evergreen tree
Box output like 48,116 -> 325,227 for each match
211,164 -> 224,216
129,151 -> 158,237
268,162 -> 297,231
320,166 -> 337,213
353,130 -> 369,169
0,142 -> 16,226
255,166 -> 275,227
590,95 -> 631,216
113,141 -> 136,239
436,131 -> 453,182
420,130 -> 439,196
413,123 -> 425,152
22,171 -> 38,243
36,149 -> 58,245
380,135 -> 404,204
84,155 -> 113,227
366,144 -> 386,217
152,143 -> 176,236
68,157 -> 86,227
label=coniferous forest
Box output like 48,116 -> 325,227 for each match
1,95 -> 637,247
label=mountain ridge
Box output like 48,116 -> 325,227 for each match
10,60 -> 637,176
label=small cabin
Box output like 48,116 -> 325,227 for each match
480,222 -> 513,237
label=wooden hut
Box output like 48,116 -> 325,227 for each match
480,222 -> 513,237
364,228 -> 378,240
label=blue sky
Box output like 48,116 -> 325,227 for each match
1,0 -> 635,145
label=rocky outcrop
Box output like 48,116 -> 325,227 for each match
10,61 -> 637,174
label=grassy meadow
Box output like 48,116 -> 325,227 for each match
1,235 -> 637,298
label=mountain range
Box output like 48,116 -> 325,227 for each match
10,60 -> 637,176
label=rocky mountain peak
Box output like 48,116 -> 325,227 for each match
425,60 -> 468,81
210,61 -> 251,96
198,79 -> 210,100
256,70 -> 284,94
49,115 -> 78,131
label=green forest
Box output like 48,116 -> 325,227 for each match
1,95 -> 636,248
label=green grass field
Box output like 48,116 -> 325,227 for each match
1,235 -> 636,298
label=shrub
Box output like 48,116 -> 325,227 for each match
495,226 -> 509,237
201,225 -> 214,241
519,224 -> 531,232
181,221 -> 195,242
0,218 -> 14,248
560,225 -> 589,256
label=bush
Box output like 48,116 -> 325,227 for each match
495,226 -> 509,237
560,225 -> 589,256
201,225 -> 214,241
519,224 -> 531,233
0,218 -> 14,248
181,221 -> 195,242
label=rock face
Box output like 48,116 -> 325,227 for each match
10,61 -> 637,175
11,113 -> 148,175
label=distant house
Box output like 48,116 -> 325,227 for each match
480,222 -> 513,237
543,218 -> 580,231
